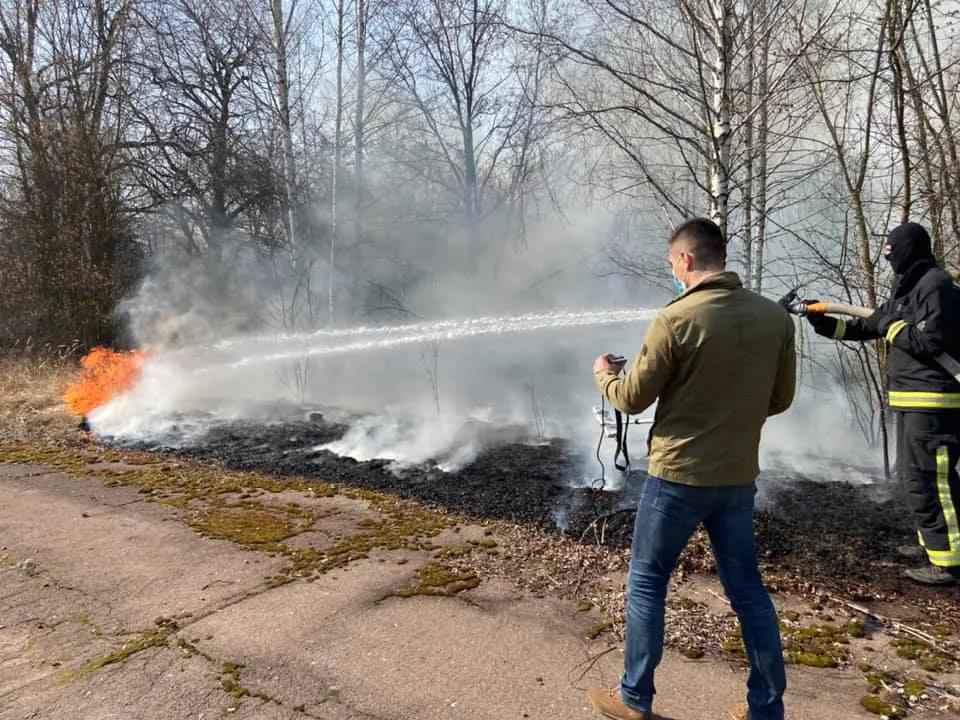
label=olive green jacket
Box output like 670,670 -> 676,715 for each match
595,272 -> 796,486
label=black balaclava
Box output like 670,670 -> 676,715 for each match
884,222 -> 933,275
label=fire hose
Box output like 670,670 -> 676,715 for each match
592,357 -> 655,490
779,289 -> 960,382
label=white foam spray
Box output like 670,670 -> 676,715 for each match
89,307 -> 658,474
192,309 -> 658,372
90,306 -> 885,487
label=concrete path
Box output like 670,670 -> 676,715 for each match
0,464 -> 910,719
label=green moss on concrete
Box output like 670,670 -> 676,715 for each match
903,679 -> 926,698
788,652 -> 838,669
587,622 -> 613,640
64,630 -> 170,680
0,441 -> 461,584
846,620 -> 866,638
386,562 -> 481,599
220,661 -> 248,699
295,497 -> 456,577
0,442 -> 338,506
860,695 -> 905,717
890,639 -> 954,673
782,623 -> 851,668
892,639 -> 927,660
933,623 -> 953,638
191,508 -> 298,545
865,669 -> 894,693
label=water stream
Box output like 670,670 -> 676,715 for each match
192,308 -> 659,373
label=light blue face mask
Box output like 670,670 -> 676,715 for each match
670,255 -> 687,296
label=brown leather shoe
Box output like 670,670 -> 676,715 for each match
586,688 -> 651,720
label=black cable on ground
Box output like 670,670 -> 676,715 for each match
614,409 -> 630,473
594,395 -> 607,490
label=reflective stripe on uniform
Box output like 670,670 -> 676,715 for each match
921,520 -> 960,567
886,320 -> 908,343
925,547 -> 960,566
888,391 -> 960,409
928,447 -> 960,568
832,319 -> 847,340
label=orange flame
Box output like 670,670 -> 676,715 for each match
64,347 -> 147,417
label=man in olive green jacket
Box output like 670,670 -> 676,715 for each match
586,218 -> 796,720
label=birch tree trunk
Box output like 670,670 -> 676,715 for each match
887,0 -> 911,224
271,0 -> 301,319
904,13 -> 943,259
742,5 -> 755,288
330,0 -> 345,326
919,0 -> 960,263
753,0 -> 769,293
705,0 -> 733,238
354,0 -> 367,247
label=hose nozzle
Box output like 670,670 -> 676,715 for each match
778,288 -> 839,317
778,288 -> 809,316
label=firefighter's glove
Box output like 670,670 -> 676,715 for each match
806,311 -> 839,338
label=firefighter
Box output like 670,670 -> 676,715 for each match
808,222 -> 960,586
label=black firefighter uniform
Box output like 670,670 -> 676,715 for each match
820,224 -> 960,569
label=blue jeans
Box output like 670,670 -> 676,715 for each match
621,477 -> 785,720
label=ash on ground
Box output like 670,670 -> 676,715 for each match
106,408 -> 939,600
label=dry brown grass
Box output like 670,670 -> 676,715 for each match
0,351 -> 82,445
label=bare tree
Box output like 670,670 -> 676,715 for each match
390,0 -> 509,267
905,0 -> 960,265
801,2 -> 897,310
0,0 -> 140,346
132,0 -> 274,261
271,0 -> 301,264
354,0 -> 368,246
329,0 -> 347,324
523,0 -> 835,279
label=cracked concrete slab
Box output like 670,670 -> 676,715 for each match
0,564 -> 115,703
0,645 -> 243,720
185,572 -> 876,720
0,469 -> 288,630
0,462 -> 935,719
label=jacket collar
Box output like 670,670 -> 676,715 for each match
666,271 -> 743,306
893,257 -> 937,298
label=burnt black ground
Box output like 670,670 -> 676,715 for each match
104,411 -> 946,603
116,414 -> 579,528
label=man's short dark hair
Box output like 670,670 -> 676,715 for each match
669,217 -> 727,269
